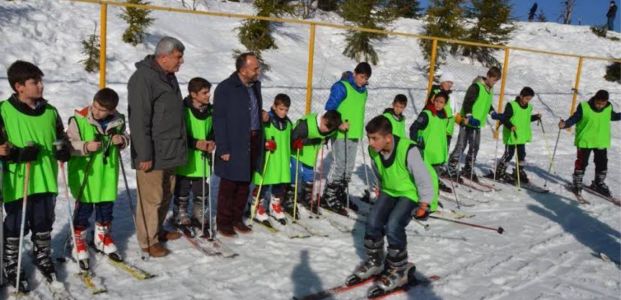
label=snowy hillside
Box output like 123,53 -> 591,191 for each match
0,0 -> 620,299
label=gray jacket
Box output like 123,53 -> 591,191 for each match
127,55 -> 187,170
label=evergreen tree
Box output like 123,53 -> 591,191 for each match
604,61 -> 620,83
387,0 -> 423,19
462,0 -> 515,67
340,0 -> 396,65
317,0 -> 339,11
420,0 -> 466,67
119,0 -> 154,46
80,26 -> 100,73
536,8 -> 547,22
559,0 -> 575,24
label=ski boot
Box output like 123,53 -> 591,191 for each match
572,170 -> 584,195
254,199 -> 269,222
367,247 -> 415,298
445,159 -> 460,181
338,178 -> 358,212
32,231 -> 58,282
73,226 -> 90,271
94,222 -> 122,262
321,182 -> 349,216
270,196 -> 287,225
345,238 -> 384,286
173,196 -> 192,226
282,184 -> 299,219
4,236 -> 30,292
590,170 -> 611,197
438,179 -> 452,193
192,196 -> 211,237
461,164 -> 479,183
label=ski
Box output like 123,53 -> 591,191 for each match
199,237 -> 238,258
433,209 -> 475,219
76,271 -> 107,295
582,186 -> 621,206
595,252 -> 621,266
253,219 -> 280,233
87,242 -> 155,280
181,230 -> 221,256
483,171 -> 549,193
285,211 -> 330,237
459,176 -> 495,192
564,184 -> 590,205
315,208 -> 355,233
439,193 -> 475,207
294,276 -> 376,300
367,274 -> 441,299
270,216 -> 312,239
42,277 -> 74,300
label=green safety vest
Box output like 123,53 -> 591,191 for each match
420,110 -> 448,165
462,82 -> 493,129
252,119 -> 292,185
502,101 -> 533,145
431,87 -> 455,136
295,113 -> 331,167
0,100 -> 59,203
337,80 -> 368,139
383,112 -> 406,137
575,101 -> 612,149
369,137 -> 439,211
176,106 -> 213,178
67,113 -> 121,203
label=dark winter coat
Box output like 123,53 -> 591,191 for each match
607,3 -> 617,18
127,55 -> 188,170
213,72 -> 264,182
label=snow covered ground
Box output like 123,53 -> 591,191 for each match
0,0 -> 620,299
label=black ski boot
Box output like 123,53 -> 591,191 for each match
445,159 -> 460,180
321,182 -> 348,216
494,161 -> 512,183
345,238 -> 384,286
173,196 -> 192,226
590,170 -> 611,197
438,179 -> 452,193
367,247 -> 415,298
572,170 -> 584,195
338,179 -> 358,212
4,237 -> 30,292
33,231 -> 57,283
461,164 -> 479,182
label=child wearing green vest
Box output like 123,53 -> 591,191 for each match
286,110 -> 342,217
382,94 -> 408,137
447,67 -> 502,182
67,88 -> 129,265
410,91 -> 452,193
559,90 -> 621,197
1,60 -> 71,290
427,71 -> 456,148
252,94 -> 293,224
346,115 -> 437,296
172,78 -> 215,231
493,87 -> 541,184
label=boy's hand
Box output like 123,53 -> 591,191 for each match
138,160 -> 152,171
292,139 -> 304,151
339,121 -> 349,132
86,141 -> 101,152
414,202 -> 429,220
265,139 -> 277,152
196,140 -> 210,152
206,141 -> 216,153
558,119 -> 565,129
511,126 -> 516,132
465,114 -> 480,127
111,135 -> 124,146
0,142 -> 9,157
220,154 -> 230,161
372,185 -> 380,198
261,110 -> 269,122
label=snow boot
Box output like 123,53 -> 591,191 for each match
94,222 -> 121,261
73,226 -> 90,270
192,195 -> 207,227
368,247 -> 414,298
270,197 -> 287,225
32,231 -> 57,282
338,179 -> 358,211
461,164 -> 478,182
173,196 -> 191,226
321,182 -> 348,216
572,170 -> 584,195
4,236 -> 29,292
345,237 -> 384,286
590,170 -> 611,197
494,161 -> 511,183
254,199 -> 269,222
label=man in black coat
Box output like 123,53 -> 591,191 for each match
607,1 -> 617,31
213,52 -> 267,237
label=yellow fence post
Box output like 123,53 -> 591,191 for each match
305,24 -> 316,114
570,57 -> 584,116
494,47 -> 510,139
99,2 -> 108,89
425,39 -> 438,100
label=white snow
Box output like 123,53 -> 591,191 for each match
0,0 -> 620,299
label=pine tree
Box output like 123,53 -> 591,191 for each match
462,0 -> 515,67
317,0 -> 339,11
536,8 -> 547,22
387,0 -> 423,19
80,26 -> 100,73
120,0 -> 154,46
340,0 -> 396,65
420,0 -> 466,67
559,0 -> 575,24
604,62 -> 620,83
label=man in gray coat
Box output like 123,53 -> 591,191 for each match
128,36 -> 186,257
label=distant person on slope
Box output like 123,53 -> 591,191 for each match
559,90 -> 621,197
427,71 -> 457,149
528,2 -> 538,22
382,94 -> 408,137
607,1 -> 617,31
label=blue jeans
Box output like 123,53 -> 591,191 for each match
3,193 -> 56,237
608,17 -> 615,31
73,202 -> 114,229
365,193 -> 418,250
290,157 -> 314,184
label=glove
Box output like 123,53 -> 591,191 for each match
12,144 -> 40,163
414,202 -> 429,220
454,113 -> 463,125
53,140 -> 71,162
292,138 -> 304,151
491,111 -> 501,120
466,115 -> 481,127
265,139 -> 277,152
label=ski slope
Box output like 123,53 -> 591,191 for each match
0,1 -> 620,299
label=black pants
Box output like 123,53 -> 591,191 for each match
449,126 -> 480,168
174,176 -> 208,198
4,193 -> 56,238
500,144 -> 526,164
574,148 -> 607,173
73,202 -> 114,229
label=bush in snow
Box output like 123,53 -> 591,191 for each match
80,28 -> 100,73
420,0 -> 467,69
120,0 -> 154,46
604,62 -> 620,83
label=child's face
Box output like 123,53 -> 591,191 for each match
319,117 -> 330,133
367,132 -> 392,153
191,88 -> 211,105
392,102 -> 406,116
92,100 -> 114,120
519,95 -> 533,106
273,103 -> 289,119
594,99 -> 608,110
353,72 -> 369,88
486,76 -> 500,87
16,78 -> 44,100
434,97 -> 446,111
440,81 -> 453,91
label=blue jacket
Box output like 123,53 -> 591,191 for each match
213,72 -> 264,182
324,71 -> 368,111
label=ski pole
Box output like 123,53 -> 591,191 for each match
343,126 -> 350,210
468,129 -> 478,187
359,140 -> 372,202
314,142 -> 326,213
250,142 -> 272,223
0,199 -> 3,287
492,124 -> 501,184
292,148 -> 301,222
514,145 -> 521,191
429,215 -> 504,234
15,152 -> 33,291
538,119 -> 554,173
201,153 -> 207,237
208,150 -> 215,240
543,125 -> 562,188
413,219 -> 430,231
